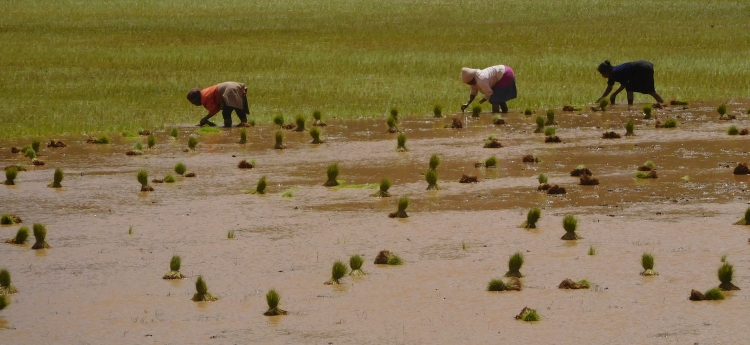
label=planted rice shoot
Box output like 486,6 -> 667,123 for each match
374,177 -> 391,197
164,174 -> 176,183
274,131 -> 286,149
520,308 -> 540,322
521,208 -> 541,229
544,126 -> 556,137
429,154 -> 440,170
717,103 -> 727,116
643,105 -> 653,119
425,169 -> 439,190
227,230 -> 235,239
0,294 -> 8,311
588,246 -> 596,255
663,118 -> 678,128
349,254 -> 366,276
386,115 -> 398,132
163,255 -> 186,279
174,162 -> 186,175
7,226 -> 29,244
264,289 -> 288,316
239,128 -> 247,144
718,262 -> 739,290
640,253 -> 658,276
599,98 -> 609,111
294,114 -> 306,132
187,136 -> 198,150
273,115 -> 284,128
0,269 -> 17,294
48,168 -> 64,188
324,163 -> 340,187
325,260 -> 349,285
505,252 -> 525,278
524,108 -> 533,116
704,287 -> 725,300
644,160 -> 655,169
471,105 -> 482,117
4,167 -> 18,185
625,119 -> 635,136
254,176 -> 267,194
147,134 -> 156,148
728,125 -> 739,135
310,127 -> 323,144
31,139 -> 41,154
485,155 -> 498,168
133,141 -> 143,151
387,253 -> 403,265
733,207 -> 750,225
534,115 -> 545,133
538,173 -> 548,184
545,109 -> 556,125
31,223 -> 50,249
392,196 -> 409,218
313,110 -> 322,121
487,278 -> 521,292
26,149 -> 36,160
170,128 -> 178,139
396,133 -> 408,152
390,107 -> 399,119
561,214 -> 581,240
433,105 -> 442,118
192,276 -> 218,301
1,215 -> 14,225
137,170 -> 151,191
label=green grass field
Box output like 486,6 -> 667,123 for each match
1,0 -> 748,137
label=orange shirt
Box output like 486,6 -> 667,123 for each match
200,85 -> 222,116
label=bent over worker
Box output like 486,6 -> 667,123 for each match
460,65 -> 517,113
597,60 -> 664,105
187,82 -> 250,127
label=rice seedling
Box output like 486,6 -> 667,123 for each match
325,260 -> 349,285
19,145 -> 32,155
310,127 -> 323,144
281,190 -> 294,198
137,170 -> 153,192
294,114 -> 306,132
31,223 -> 50,249
733,207 -> 750,225
492,114 -> 505,125
717,103 -> 727,116
274,131 -> 285,149
133,142 -> 143,151
227,230 -> 235,239
192,276 -> 218,301
386,115 -> 399,133
487,278 -> 521,291
662,118 -> 678,128
545,109 -> 556,125
349,254 -> 366,276
389,196 -> 409,218
273,114 -> 284,128
642,105 -> 653,119
147,134 -> 156,148
635,171 -> 658,179
128,226 -> 133,235
264,289 -> 288,316
534,115 -> 545,133
26,149 -> 36,160
485,155 -> 498,168
643,160 -> 655,170
187,136 -> 198,150
515,307 -> 539,322
163,255 -> 186,279
254,176 -> 267,194
31,139 -> 41,154
625,119 -> 635,136
0,269 -> 17,294
433,105 -> 442,118
0,214 -> 14,225
170,128 -> 178,139
163,174 -> 176,183
588,246 -> 596,255
599,98 -> 609,111
483,134 -> 502,148
505,252 -> 524,278
373,177 -> 391,197
390,107 -> 399,120
374,250 -> 402,265
524,108 -> 533,116
239,129 -> 247,144
640,253 -> 658,276
429,154 -> 440,170
6,226 -> 29,244
174,162 -> 186,175
558,278 -> 590,289
471,105 -> 482,117
47,168 -> 64,188
728,125 -> 739,135
561,214 -> 581,240
0,294 -> 9,311
704,287 -> 725,300
324,163 -> 339,187
396,133 -> 408,152
544,126 -> 556,137
538,173 -> 548,185
312,110 -> 326,126
520,208 -> 541,229
718,262 -> 739,290
422,169 -> 439,190
462,241 -> 467,251
387,254 -> 403,265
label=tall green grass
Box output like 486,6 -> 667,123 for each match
1,0 -> 749,137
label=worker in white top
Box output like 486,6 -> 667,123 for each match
460,65 -> 517,113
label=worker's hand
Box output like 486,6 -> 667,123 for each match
460,103 -> 469,112
199,115 -> 216,127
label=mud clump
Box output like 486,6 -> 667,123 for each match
1,214 -> 22,224
138,130 -> 151,136
544,136 -> 562,143
547,185 -> 566,194
562,106 -> 577,112
514,307 -> 537,320
602,131 -> 621,139
636,171 -> 658,179
444,117 -> 463,129
11,147 -> 20,154
47,140 -> 67,148
670,99 -> 688,106
32,160 -> 45,166
141,185 -> 155,192
638,165 -> 653,172
570,168 -> 592,177
558,279 -> 590,289
373,250 -> 402,265
281,123 -> 295,130
579,175 -> 599,185
689,289 -> 706,301
152,179 -> 164,183
238,160 -> 254,169
537,183 -> 550,191
733,163 -> 750,175
125,150 -> 143,156
483,139 -> 502,148
185,172 -> 196,178
522,155 -> 539,163
4,165 -> 27,172
459,174 -> 478,183
740,129 -> 749,135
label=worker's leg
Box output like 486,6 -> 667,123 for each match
649,92 -> 664,103
235,108 -> 248,124
222,107 -> 234,127
491,103 -> 500,113
627,92 -> 634,105
500,102 -> 509,113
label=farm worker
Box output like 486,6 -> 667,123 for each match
460,65 -> 517,113
187,82 -> 250,127
597,60 -> 664,105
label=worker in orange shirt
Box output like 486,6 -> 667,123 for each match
187,82 -> 250,127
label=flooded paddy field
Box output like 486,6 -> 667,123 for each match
1,101 -> 749,344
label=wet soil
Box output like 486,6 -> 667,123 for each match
580,175 -> 600,186
1,101 -> 750,344
47,140 -> 67,148
734,163 -> 750,175
522,155 -> 539,163
602,131 -> 622,139
237,160 -> 254,169
545,136 -> 562,143
547,185 -> 567,194
483,138 -> 502,148
459,174 -> 478,183
558,279 -> 589,289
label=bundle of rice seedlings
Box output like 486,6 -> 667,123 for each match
137,170 -> 153,192
6,226 -> 29,244
227,230 -> 235,239
325,260 -> 349,285
504,252 -> 524,278
254,176 -> 267,194
192,276 -> 218,301
163,255 -> 186,279
396,133 -> 408,152
520,208 -> 541,229
640,253 -> 658,276
374,250 -> 403,265
263,289 -> 288,316
0,269 -> 18,294
514,307 -> 539,321
273,115 -> 284,128
425,169 -> 439,190
625,119 -> 635,136
133,142 -> 144,152
638,161 -> 655,171
492,114 -> 505,125
483,134 -> 502,148
558,279 -> 590,289
717,103 -> 727,117
170,128 -> 179,139
147,134 -> 156,148
349,254 -> 366,276
485,155 -> 498,168
26,149 -> 36,160
734,207 -> 750,225
389,196 -> 409,218
48,168 -> 64,188
561,215 -> 581,240
373,177 -> 392,197
570,165 -> 592,176
312,110 -> 326,126
0,214 -> 16,225
390,107 -> 399,120
704,287 -> 725,300
386,115 -> 399,133
433,105 -> 443,118
545,109 -> 556,125
31,223 -> 50,249
324,163 -> 339,187
274,131 -> 286,149
599,98 -> 609,111
656,118 -> 678,128
538,173 -> 548,185
588,246 -> 596,255
718,262 -> 740,290
88,135 -> 110,144
310,127 -> 324,144
239,129 -> 247,144
429,154 -> 440,170
174,162 -> 186,175
471,105 -> 482,117
294,114 -> 306,132
635,171 -> 658,179
534,115 -> 545,133
0,294 -> 9,311
487,278 -> 521,291
643,105 -> 653,119
187,136 -> 198,150
524,108 -> 533,116
237,159 -> 254,169
160,174 -> 174,183
544,126 -> 556,137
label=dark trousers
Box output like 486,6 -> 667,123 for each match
221,94 -> 250,127
491,102 -> 509,113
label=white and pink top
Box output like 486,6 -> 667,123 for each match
462,65 -> 515,97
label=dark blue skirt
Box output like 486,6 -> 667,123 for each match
489,79 -> 518,103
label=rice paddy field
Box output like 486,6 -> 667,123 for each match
2,1 -> 750,344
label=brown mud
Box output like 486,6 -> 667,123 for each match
638,165 -> 653,172
537,183 -> 550,191
734,163 -> 750,175
152,179 -> 164,183
138,130 -> 151,136
638,170 -> 659,179
570,168 -> 593,177
1,101 -> 750,344
237,160 -> 254,169
522,155 -> 539,163
47,140 -> 67,148
580,175 -> 600,185
740,129 -> 749,135
184,172 -> 196,177
10,147 -> 20,153
547,185 -> 567,194
602,131 -> 622,139
545,136 -> 562,143
125,150 -> 143,156
445,117 -> 463,129
558,279 -> 589,289
459,174 -> 478,183
483,138 -> 502,148
4,165 -> 27,171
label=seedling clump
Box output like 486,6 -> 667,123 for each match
239,129 -> 247,144
523,155 -> 539,163
170,128 -> 178,139
31,223 -> 50,249
492,114 -> 505,125
635,171 -> 658,179
349,254 -> 366,276
147,134 -> 156,148
487,278 -> 521,291
505,252 -> 524,278
599,98 -> 609,111
187,136 -> 198,150
733,207 -> 750,225
545,109 -> 556,125
703,287 -> 725,300
717,103 -> 727,117
588,246 -> 596,255
163,255 -> 186,279
324,163 -> 340,187
48,168 -> 64,188
273,115 -> 284,128
374,250 -> 403,265
227,230 -> 235,239
325,260 -> 349,285
174,162 -> 187,175
538,173 -> 548,185
87,136 -> 110,144
389,196 -> 409,218
312,110 -> 326,126
642,105 -> 652,119
639,160 -> 655,171
561,214 -> 581,240
0,295 -> 8,311
433,105 -> 443,118
425,169 -> 439,190
254,176 -> 267,194
521,208 -> 541,229
728,126 -> 739,135
429,154 -> 440,170
483,134 -> 502,148
6,226 -> 29,244
534,115 -> 545,133
164,174 -> 176,183
192,276 -> 218,301
570,165 -> 592,177
310,127 -> 324,144
471,105 -> 482,117
294,114 -> 306,132
558,279 -> 590,289
373,177 -> 391,197
544,126 -> 561,143
625,119 -> 635,136
524,108 -> 533,116
386,115 -> 399,133
274,131 -> 286,149
640,253 -> 658,276
263,289 -> 288,316
718,261 -> 740,290
656,118 -> 678,128
396,133 -> 408,152
3,167 -> 17,185
515,307 -> 540,322
1,214 -> 21,225
137,170 -> 153,191
485,155 -> 498,168
0,269 -> 17,294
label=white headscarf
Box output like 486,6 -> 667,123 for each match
461,67 -> 479,84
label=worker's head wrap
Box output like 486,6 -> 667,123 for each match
461,67 -> 478,84
187,88 -> 202,105
597,60 -> 613,74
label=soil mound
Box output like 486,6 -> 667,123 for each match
313,120 -> 327,127
740,129 -> 749,135
152,179 -> 164,183
11,147 -> 21,153
32,160 -> 45,166
493,118 -> 506,125
47,140 -> 67,148
579,175 -> 600,185
545,136 -> 562,143
638,165 -> 652,171
374,250 -> 392,264
138,130 -> 151,136
558,279 -> 589,289
4,165 -> 27,171
638,171 -> 658,179
459,175 -> 478,183
547,185 -> 566,194
185,172 -> 196,178
733,163 -> 750,175
444,118 -> 463,129
281,124 -> 295,130
125,150 -> 143,156
236,122 -> 252,128
602,131 -> 621,139
237,160 -> 254,169
522,155 -> 539,163
484,139 -> 502,148
140,185 -> 154,192
570,168 -> 592,177
689,289 -> 705,301
537,183 -> 550,191
719,282 -> 741,291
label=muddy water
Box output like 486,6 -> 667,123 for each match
1,101 -> 749,344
